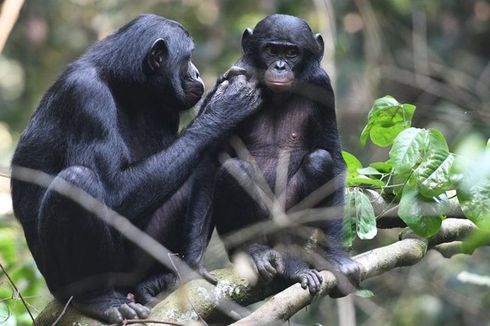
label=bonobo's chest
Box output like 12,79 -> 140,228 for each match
237,96 -> 315,156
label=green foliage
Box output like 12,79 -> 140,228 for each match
343,188 -> 377,247
345,96 -> 490,242
360,96 -> 415,147
0,222 -> 44,325
452,136 -> 490,230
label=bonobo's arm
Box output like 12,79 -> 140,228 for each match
63,74 -> 260,221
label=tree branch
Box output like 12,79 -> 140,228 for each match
35,218 -> 479,325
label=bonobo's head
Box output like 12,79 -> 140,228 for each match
93,14 -> 204,110
241,14 -> 324,93
143,16 -> 204,110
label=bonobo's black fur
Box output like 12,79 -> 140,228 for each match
11,14 -> 260,323
186,14 -> 360,295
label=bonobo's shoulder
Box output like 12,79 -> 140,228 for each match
308,68 -> 333,91
57,63 -> 111,99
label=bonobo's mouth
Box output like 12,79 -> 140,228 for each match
265,79 -> 293,91
185,84 -> 204,107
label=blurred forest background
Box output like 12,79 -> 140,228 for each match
0,0 -> 489,325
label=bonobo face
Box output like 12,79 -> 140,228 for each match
260,41 -> 300,92
242,14 -> 324,93
146,23 -> 204,110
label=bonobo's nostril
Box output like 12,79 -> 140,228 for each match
275,61 -> 286,70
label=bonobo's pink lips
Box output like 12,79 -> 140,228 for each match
266,79 -> 292,87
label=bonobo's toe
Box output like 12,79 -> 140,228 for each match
198,265 -> 218,285
298,269 -> 323,294
129,302 -> 150,319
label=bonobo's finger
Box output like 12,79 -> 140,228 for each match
214,80 -> 230,96
230,74 -> 248,88
312,269 -> 323,284
270,252 -> 285,275
306,273 -> 318,294
118,303 -> 138,320
300,276 -> 308,289
104,307 -> 123,324
223,66 -> 248,80
257,261 -> 276,282
199,265 -> 218,285
308,271 -> 322,294
128,302 -> 150,319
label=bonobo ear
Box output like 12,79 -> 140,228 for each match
241,28 -> 253,53
315,33 -> 325,58
147,38 -> 168,73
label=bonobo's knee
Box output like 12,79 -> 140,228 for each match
304,149 -> 333,175
39,165 -> 104,231
52,166 -> 102,198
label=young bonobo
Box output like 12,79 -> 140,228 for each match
185,14 -> 360,295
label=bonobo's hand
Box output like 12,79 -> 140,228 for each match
203,69 -> 262,125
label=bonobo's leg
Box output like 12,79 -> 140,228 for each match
38,166 -> 149,323
286,149 -> 334,209
214,158 -> 284,282
283,149 -> 359,295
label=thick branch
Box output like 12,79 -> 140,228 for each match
35,219 -> 478,325
231,218 -> 478,326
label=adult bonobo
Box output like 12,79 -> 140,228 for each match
11,14 -> 260,323
186,14 -> 360,296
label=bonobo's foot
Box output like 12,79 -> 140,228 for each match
72,290 -> 150,324
280,257 -> 323,294
324,255 -> 361,298
294,268 -> 323,294
134,273 -> 178,306
247,244 -> 285,282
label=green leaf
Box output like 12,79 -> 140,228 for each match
398,183 -> 446,237
454,144 -> 490,230
414,152 -> 455,197
355,288 -> 375,298
390,128 -> 449,175
342,151 -> 363,178
369,160 -> 392,173
355,192 -> 377,240
343,192 -> 357,247
344,189 -> 377,241
390,128 -> 428,174
358,167 -> 383,176
347,176 -> 385,188
360,96 -> 416,147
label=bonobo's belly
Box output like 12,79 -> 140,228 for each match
250,144 -> 308,188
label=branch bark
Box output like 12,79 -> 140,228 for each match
35,218 -> 479,325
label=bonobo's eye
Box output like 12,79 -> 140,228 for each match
265,45 -> 278,56
285,47 -> 299,58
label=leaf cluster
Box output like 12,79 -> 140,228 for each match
343,96 -> 490,246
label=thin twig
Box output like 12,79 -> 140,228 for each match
51,296 -> 73,326
0,262 -> 36,325
0,0 -> 24,53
